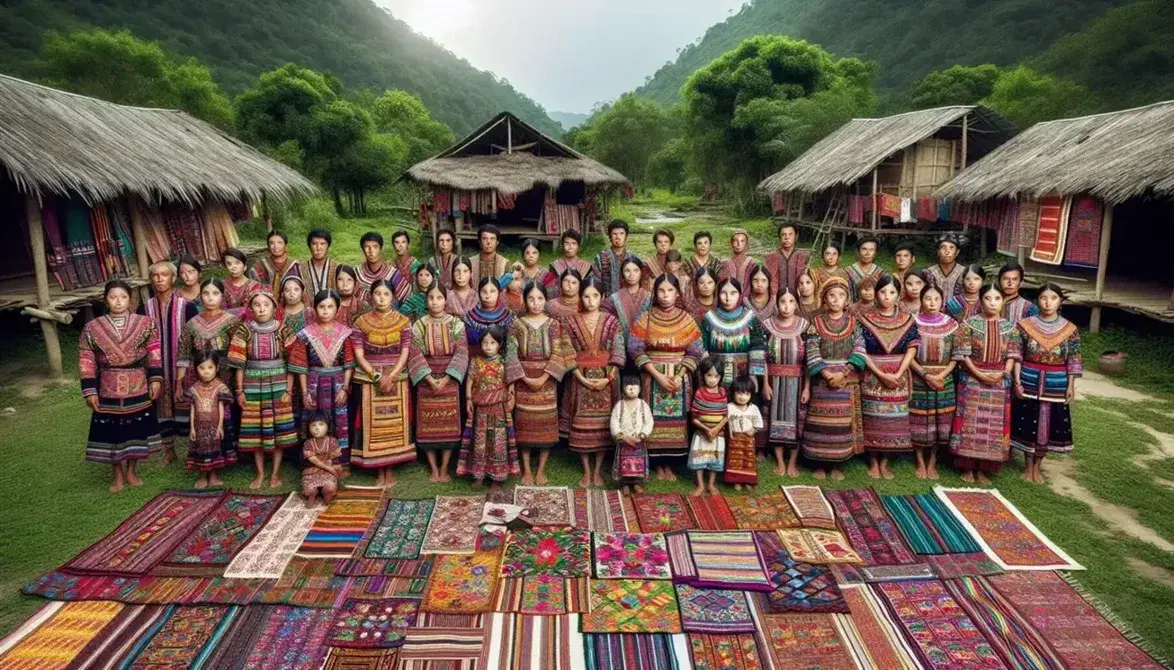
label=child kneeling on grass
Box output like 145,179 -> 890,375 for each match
610,375 -> 653,495
302,411 -> 343,506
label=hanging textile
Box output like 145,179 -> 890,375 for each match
459,190 -> 472,213
996,200 -> 1019,255
497,191 -> 517,211
226,200 -> 252,222
899,197 -> 914,223
1016,197 -> 1041,249
937,199 -> 952,222
847,195 -> 865,224
877,193 -> 901,219
64,199 -> 103,287
134,200 -> 173,264
1029,196 -> 1071,265
772,191 -> 786,215
1062,196 -> 1104,269
41,202 -> 77,290
434,190 -> 451,216
108,202 -> 136,276
917,197 -> 938,222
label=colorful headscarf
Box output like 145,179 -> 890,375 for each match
820,275 -> 850,302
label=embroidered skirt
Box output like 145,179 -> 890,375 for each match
910,364 -> 955,448
724,433 -> 758,484
237,359 -> 298,453
353,369 -> 414,468
457,401 -> 520,482
862,354 -> 914,453
416,378 -> 462,451
612,439 -> 649,484
642,359 -> 690,460
802,365 -> 862,464
514,358 -> 559,449
767,363 -> 804,447
950,362 -> 1011,465
566,366 -> 614,453
1010,397 -> 1073,456
86,404 -> 163,464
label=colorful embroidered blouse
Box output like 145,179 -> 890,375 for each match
945,295 -> 981,323
566,312 -> 626,371
718,254 -> 759,292
288,322 -> 356,373
604,288 -> 652,335
350,310 -> 413,368
954,317 -> 1022,367
177,311 -> 240,369
79,315 -> 163,412
463,304 -> 516,357
629,306 -> 705,373
407,314 -> 469,385
700,306 -> 767,387
225,319 -> 296,370
925,264 -> 965,298
764,248 -> 811,295
505,316 -> 577,385
1017,315 -> 1082,401
468,355 -> 509,406
913,313 -> 959,366
593,248 -> 642,296
858,309 -> 921,357
806,313 -> 866,377
251,257 -> 302,297
1002,296 -> 1040,324
763,316 -> 809,378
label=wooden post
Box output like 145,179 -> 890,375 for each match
1089,202 -> 1114,333
960,113 -> 970,169
507,118 -> 513,154
870,168 -> 879,232
126,195 -> 151,279
262,190 -> 273,232
26,195 -> 63,378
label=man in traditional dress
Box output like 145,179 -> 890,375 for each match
593,219 -> 641,295
846,235 -> 885,301
356,231 -> 410,302
763,223 -> 811,296
719,228 -> 758,290
641,228 -> 676,289
305,229 -> 338,296
431,227 -> 458,289
925,233 -> 966,298
686,230 -> 722,277
251,229 -> 301,296
999,262 -> 1039,324
469,224 -> 512,288
891,240 -> 916,288
391,230 -> 422,284
549,229 -> 594,296
137,261 -> 199,464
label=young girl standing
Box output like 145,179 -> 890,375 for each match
398,264 -> 437,321
458,326 -> 520,492
409,284 -> 469,482
910,284 -> 958,480
725,375 -> 764,489
946,265 -> 986,323
186,349 -> 235,488
176,279 -> 240,453
763,288 -> 809,477
289,290 -> 356,467
688,268 -> 718,324
221,248 -> 263,314
688,359 -> 727,496
280,276 -> 308,333
464,278 -> 516,358
610,375 -> 654,495
334,265 -> 368,326
951,284 -> 1020,483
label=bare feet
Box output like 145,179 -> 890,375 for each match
775,465 -> 786,476
270,477 -> 283,488
916,465 -> 927,479
690,485 -> 705,497
109,482 -> 124,493
867,464 -> 880,479
195,476 -> 209,489
160,449 -> 176,467
880,464 -> 894,480
521,472 -> 534,486
830,468 -> 844,481
209,473 -> 223,487
438,472 -> 452,483
664,469 -> 677,482
375,472 -> 386,488
786,464 -> 800,478
249,474 -> 264,490
1021,470 -> 1034,482
634,485 -> 645,494
126,471 -> 143,487
707,482 -> 719,495
927,465 -> 939,480
593,472 -> 605,487
813,468 -> 827,480
535,470 -> 549,485
977,472 -> 991,485
734,483 -> 743,491
429,470 -> 440,483
961,471 -> 975,483
579,474 -> 591,489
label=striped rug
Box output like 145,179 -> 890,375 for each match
296,487 -> 385,558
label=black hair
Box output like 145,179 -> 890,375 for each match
307,229 -> 332,248
778,222 -> 798,235
730,375 -> 756,398
621,374 -> 641,388
478,224 -> 500,240
693,230 -> 712,245
200,278 -> 226,294
665,249 -> 683,263
560,229 -> 582,245
103,279 -> 133,300
519,238 -> 541,254
963,263 -> 987,282
979,283 -> 1003,301
823,241 -> 842,254
620,257 -> 644,278
306,409 -> 330,427
391,230 -> 410,244
998,262 -> 1025,282
919,283 -> 945,302
747,263 -> 771,294
414,263 -> 435,284
453,256 -> 473,272
522,280 -> 546,304
477,276 -> 500,293
696,357 -> 722,382
895,240 -> 916,255
580,275 -> 606,298
652,273 -> 681,300
222,247 -> 248,266
369,279 -> 396,297
1037,282 -> 1065,301
874,274 -> 898,295
281,275 -> 305,293
360,231 -> 384,249
192,347 -> 220,370
266,229 -> 288,244
903,270 -> 927,288
335,264 -> 358,281
716,277 -> 743,298
436,228 -> 455,241
693,267 -> 718,284
425,282 -> 448,300
178,255 -> 202,275
856,235 -> 879,250
775,286 -> 798,306
559,268 -> 583,294
479,324 -> 507,348
608,219 -> 630,234
313,289 -> 341,309
653,228 -> 675,244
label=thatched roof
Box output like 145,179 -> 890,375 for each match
936,100 -> 1174,204
0,74 -> 317,205
402,112 -> 629,192
758,106 -> 1016,195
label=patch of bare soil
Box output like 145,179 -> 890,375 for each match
1126,556 -> 1174,591
1046,458 -> 1174,553
1076,370 -> 1156,403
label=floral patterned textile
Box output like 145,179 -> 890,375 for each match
726,493 -> 802,530
501,529 -> 592,578
582,579 -> 682,633
593,532 -> 672,579
363,499 -> 436,559
689,633 -> 763,670
872,580 -> 1009,669
824,489 -> 932,581
513,486 -> 574,527
755,530 -> 849,613
632,493 -> 698,533
327,597 -> 419,648
155,493 -> 283,576
224,494 -> 321,579
420,495 -> 486,555
129,605 -> 232,667
421,550 -> 502,614
758,613 -> 859,670
935,487 -> 1083,571
775,529 -> 863,564
675,583 -> 755,633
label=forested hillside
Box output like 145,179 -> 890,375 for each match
0,0 -> 560,136
636,0 -> 1141,107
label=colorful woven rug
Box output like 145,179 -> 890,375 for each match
935,487 -> 1084,570
0,600 -> 123,667
243,605 -> 334,670
675,583 -> 755,634
685,531 -> 772,591
297,487 -> 385,558
632,493 -> 698,533
838,585 -> 921,670
188,603 -> 272,669
989,571 -> 1168,669
494,575 -> 589,614
501,529 -> 591,578
121,604 -> 238,668
872,580 -> 1009,669
420,495 -> 486,555
225,493 -> 322,579
571,488 -> 590,530
322,647 -> 398,669
755,612 -> 859,670
824,489 -> 932,581
62,490 -> 226,577
665,532 -> 696,583
257,557 -> 347,607
483,613 -> 585,670
775,529 -> 862,564
1029,196 -> 1070,265
688,633 -> 762,670
593,532 -> 672,580
684,494 -> 739,530
781,485 -> 837,529
587,489 -> 631,532
357,498 -> 436,561
726,493 -> 801,530
945,576 -> 1066,669
585,633 -> 692,669
755,530 -> 849,614
153,492 -> 284,577
513,486 -> 574,526
398,612 -> 488,668
881,492 -> 1003,578
421,550 -> 502,614
1063,196 -> 1103,269
582,579 -> 683,633
69,604 -> 173,667
347,573 -> 430,601
327,598 -> 419,649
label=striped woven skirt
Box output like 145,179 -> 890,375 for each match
514,358 -> 559,449
352,368 -> 414,468
724,433 -> 758,484
642,357 -> 690,460
950,362 -> 1011,466
767,363 -> 804,446
237,359 -> 297,453
801,363 -> 862,464
1011,363 -> 1073,456
910,364 -> 955,448
416,377 -> 462,451
862,354 -> 914,453
86,402 -> 163,464
304,365 -> 350,463
566,360 -> 614,454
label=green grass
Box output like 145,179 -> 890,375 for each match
1082,328 -> 1174,400
2,201 -> 1173,661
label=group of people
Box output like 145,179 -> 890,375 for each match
79,219 -> 1081,499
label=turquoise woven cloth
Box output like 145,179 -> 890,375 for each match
881,493 -> 983,555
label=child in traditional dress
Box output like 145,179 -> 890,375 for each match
689,359 -> 728,496
848,276 -> 877,316
610,375 -> 654,495
726,375 -> 764,489
458,325 -> 520,492
186,349 -> 235,488
302,411 -> 343,506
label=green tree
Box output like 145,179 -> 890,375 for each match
981,66 -> 1097,129
235,64 -> 338,149
908,64 -> 1003,109
370,90 -> 454,165
579,94 -> 672,183
38,28 -> 233,128
647,137 -> 690,192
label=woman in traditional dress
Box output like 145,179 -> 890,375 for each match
796,270 -> 822,322
221,248 -> 263,314
565,276 -> 626,488
629,274 -> 705,481
900,271 -> 925,315
80,280 -> 164,492
742,264 -> 776,322
688,268 -> 718,324
176,279 -> 241,449
858,275 -> 920,480
398,264 -> 437,322
408,283 -> 469,483
458,325 -> 519,492
351,279 -> 415,488
604,258 -> 651,345
848,276 -> 877,317
946,264 -> 985,323
445,257 -> 479,318
289,290 -> 356,466
809,242 -> 850,299
910,283 -> 958,480
507,281 -> 576,485
516,238 -> 556,297
280,276 -> 308,332
549,229 -> 594,297
762,288 -> 809,477
176,256 -> 204,309
547,269 -> 583,321
464,278 -> 516,358
226,289 -> 298,489
950,284 -> 1021,483
803,277 -> 866,480
1012,283 -> 1081,484
334,265 -> 368,326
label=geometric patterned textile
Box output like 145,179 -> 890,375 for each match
362,498 -> 436,559
688,633 -> 763,670
935,487 -> 1084,571
582,579 -> 683,633
824,489 -> 932,581
513,486 -> 574,527
684,494 -> 739,531
775,529 -> 863,564
420,495 -> 486,555
781,485 -> 838,529
632,493 -> 698,533
155,492 -> 284,576
225,493 -> 322,578
726,493 -> 801,530
755,530 -> 849,614
685,531 -> 772,591
0,600 -> 123,667
945,576 -> 1067,669
756,612 -> 859,670
872,579 -> 1009,669
296,487 -> 384,559
675,583 -> 755,634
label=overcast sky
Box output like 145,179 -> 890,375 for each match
376,0 -> 746,113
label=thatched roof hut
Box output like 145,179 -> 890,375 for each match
758,106 -> 1015,237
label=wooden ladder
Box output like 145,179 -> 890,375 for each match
810,189 -> 847,253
